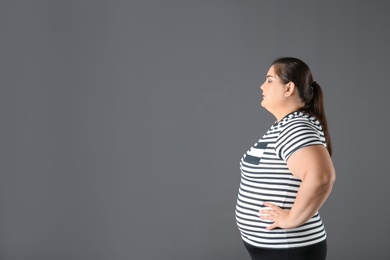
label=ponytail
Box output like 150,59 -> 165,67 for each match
305,81 -> 332,156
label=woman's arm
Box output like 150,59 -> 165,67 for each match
259,145 -> 336,230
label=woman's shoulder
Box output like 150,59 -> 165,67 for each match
275,111 -> 326,161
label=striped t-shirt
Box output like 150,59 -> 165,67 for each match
235,111 -> 327,249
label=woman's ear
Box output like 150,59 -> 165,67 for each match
284,82 -> 296,97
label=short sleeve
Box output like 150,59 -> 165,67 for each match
275,119 -> 324,161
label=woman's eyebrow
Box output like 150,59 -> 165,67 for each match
266,75 -> 274,78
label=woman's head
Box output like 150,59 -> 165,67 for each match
271,57 -> 314,110
268,57 -> 332,156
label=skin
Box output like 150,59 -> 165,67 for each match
258,65 -> 336,230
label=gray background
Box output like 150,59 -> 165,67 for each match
0,1 -> 389,259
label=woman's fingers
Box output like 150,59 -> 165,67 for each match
259,202 -> 282,216
263,202 -> 281,210
266,223 -> 278,230
259,213 -> 272,220
259,202 -> 291,230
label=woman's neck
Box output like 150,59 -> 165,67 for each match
273,104 -> 304,122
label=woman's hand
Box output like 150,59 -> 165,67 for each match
259,202 -> 292,230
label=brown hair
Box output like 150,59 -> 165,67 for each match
272,57 -> 332,156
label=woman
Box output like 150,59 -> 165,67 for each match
235,57 -> 336,260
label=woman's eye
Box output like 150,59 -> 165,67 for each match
267,80 -> 272,83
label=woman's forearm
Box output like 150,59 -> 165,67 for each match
286,170 -> 335,228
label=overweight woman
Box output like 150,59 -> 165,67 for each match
235,57 -> 336,260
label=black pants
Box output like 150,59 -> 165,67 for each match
243,240 -> 327,260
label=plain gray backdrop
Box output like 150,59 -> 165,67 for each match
1,1 -> 389,259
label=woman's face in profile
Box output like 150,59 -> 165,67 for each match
260,66 -> 286,110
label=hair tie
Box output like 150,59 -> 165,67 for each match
311,81 -> 317,90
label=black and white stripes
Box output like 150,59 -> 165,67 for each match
236,111 -> 327,249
